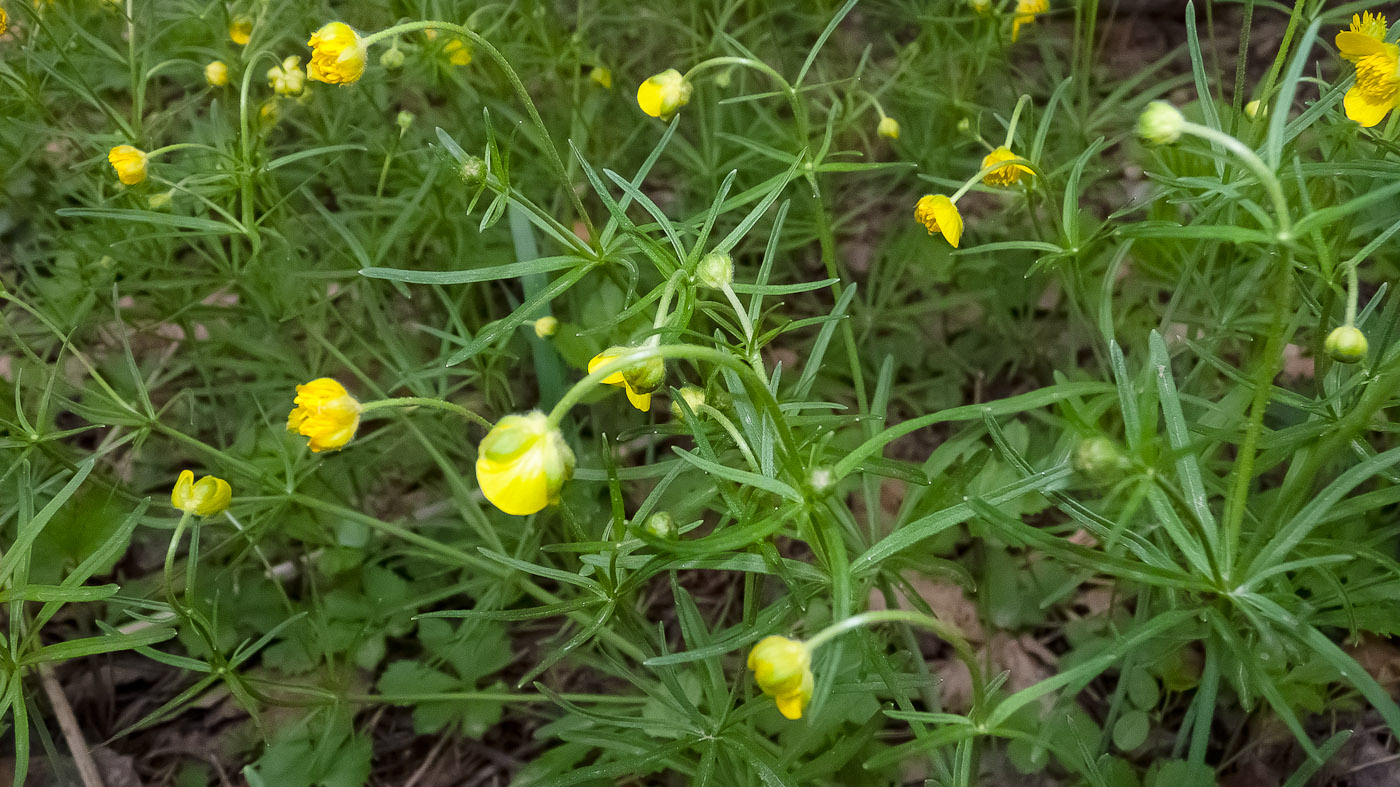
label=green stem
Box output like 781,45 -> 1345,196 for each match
163,511 -> 192,609
683,56 -> 809,141
1002,94 -> 1031,149
1180,121 -> 1292,236
719,281 -> 755,346
360,396 -> 492,429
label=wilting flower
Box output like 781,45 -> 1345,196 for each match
914,194 -> 963,247
981,146 -> 1033,187
171,470 -> 232,517
229,15 -> 253,46
107,145 -> 148,185
877,116 -> 901,139
1325,326 -> 1368,364
1336,12 -> 1399,127
590,66 -> 613,88
287,378 -> 362,452
747,635 -> 814,720
475,411 -> 576,516
1138,101 -> 1185,145
443,38 -> 472,66
205,60 -> 229,87
1011,0 -> 1049,41
267,55 -> 306,96
637,69 -> 693,118
307,22 -> 369,85
590,347 -> 660,411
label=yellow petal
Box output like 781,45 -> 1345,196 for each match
589,350 -> 627,386
624,387 -> 652,411
1337,30 -> 1386,61
637,79 -> 665,117
171,469 -> 195,511
931,197 -> 963,248
1344,86 -> 1393,127
476,451 -> 549,516
774,692 -> 806,720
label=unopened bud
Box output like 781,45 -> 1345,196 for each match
1325,326 -> 1367,364
533,316 -> 558,338
670,386 -> 707,419
1073,436 -> 1129,478
1138,101 -> 1185,145
877,116 -> 900,140
380,48 -> 405,69
622,355 -> 665,395
643,512 -> 675,539
396,110 -> 415,133
696,251 -> 733,289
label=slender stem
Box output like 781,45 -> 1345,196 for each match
683,56 -> 809,141
697,404 -> 761,473
1345,261 -> 1360,326
1180,121 -> 1292,236
951,157 -> 1039,201
360,396 -> 492,429
651,269 -> 688,332
163,511 -> 192,608
1002,94 -> 1031,149
720,281 -> 755,345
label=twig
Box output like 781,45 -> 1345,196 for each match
36,663 -> 106,787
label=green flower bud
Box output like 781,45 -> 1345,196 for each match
396,110 -> 415,133
877,116 -> 900,139
670,386 -> 707,419
1138,101 -> 1185,145
1074,436 -> 1129,478
643,512 -> 675,539
380,48 -> 405,70
696,251 -> 733,289
1325,326 -> 1368,364
621,354 -> 666,395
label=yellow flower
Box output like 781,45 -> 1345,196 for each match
307,22 -> 369,85
1011,0 -> 1048,41
877,116 -> 901,139
637,68 -> 693,118
107,145 -> 148,185
287,377 -> 362,452
0,7 -> 8,35
589,347 -> 658,412
981,146 -> 1033,186
229,15 -> 253,46
590,66 -> 613,89
475,411 -> 576,516
267,55 -> 306,96
1336,14 -> 1400,128
443,38 -> 472,66
914,194 -> 963,248
205,60 -> 229,87
171,470 -> 232,517
747,635 -> 814,720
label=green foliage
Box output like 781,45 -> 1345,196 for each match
2,0 -> 1400,784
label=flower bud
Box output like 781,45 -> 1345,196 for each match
642,512 -> 675,539
1073,436 -> 1129,478
590,66 -> 612,89
267,55 -> 306,97
622,355 -> 666,396
287,378 -> 362,452
636,69 -> 693,119
747,635 -> 814,720
533,316 -> 559,338
307,21 -> 369,85
475,411 -> 576,515
956,117 -> 972,135
107,145 -> 149,185
396,110 -> 415,133
877,116 -> 900,139
205,60 -> 230,87
1325,326 -> 1368,364
171,470 -> 232,517
460,156 -> 486,185
229,15 -> 253,46
590,347 -> 656,411
670,386 -> 706,419
1244,99 -> 1263,120
380,47 -> 405,70
1138,101 -> 1185,145
695,251 -> 733,289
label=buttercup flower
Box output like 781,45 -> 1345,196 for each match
1,7 -> 9,35
877,116 -> 901,139
590,347 -> 660,411
475,411 -> 576,516
307,22 -> 369,85
107,145 -> 148,185
171,470 -> 232,517
229,15 -> 252,46
1326,326 -> 1368,364
981,146 -> 1033,186
287,377 -> 362,452
590,66 -> 613,89
443,38 -> 472,66
1336,13 -> 1399,127
637,69 -> 693,118
1011,0 -> 1049,41
267,55 -> 306,96
1137,101 -> 1185,145
914,194 -> 963,247
205,60 -> 229,87
747,635 -> 814,720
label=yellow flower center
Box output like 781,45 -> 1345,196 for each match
1355,51 -> 1400,104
